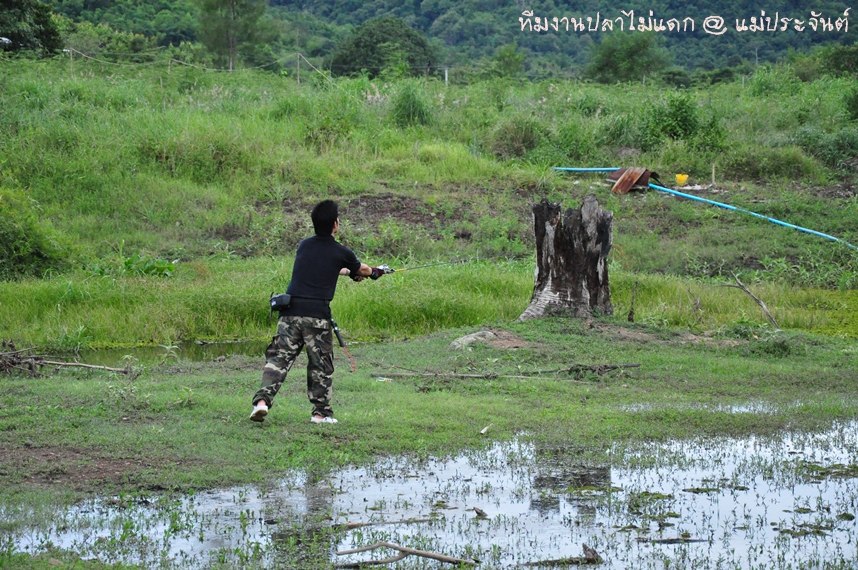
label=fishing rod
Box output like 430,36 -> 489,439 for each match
333,259 -> 471,371
375,259 -> 472,274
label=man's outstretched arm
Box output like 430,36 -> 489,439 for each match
340,263 -> 383,280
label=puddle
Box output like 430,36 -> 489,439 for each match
620,401 -> 791,415
5,422 -> 858,568
70,340 -> 267,367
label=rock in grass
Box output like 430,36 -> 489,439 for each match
450,330 -> 496,350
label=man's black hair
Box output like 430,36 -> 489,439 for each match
311,200 -> 339,236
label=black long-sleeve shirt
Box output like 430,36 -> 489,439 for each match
283,235 -> 362,319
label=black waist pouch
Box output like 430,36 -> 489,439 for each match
269,293 -> 291,313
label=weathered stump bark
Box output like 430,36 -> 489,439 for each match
519,196 -> 613,320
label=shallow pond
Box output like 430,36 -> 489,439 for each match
72,339 -> 267,367
6,421 -> 857,568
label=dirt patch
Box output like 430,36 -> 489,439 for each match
0,444 -> 185,490
589,322 -> 743,348
212,222 -> 248,241
808,183 -> 857,200
486,329 -> 533,349
278,191 -> 468,238
596,324 -> 660,343
342,193 -> 448,229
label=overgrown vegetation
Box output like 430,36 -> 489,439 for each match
1,260 -> 855,350
0,56 -> 855,346
0,187 -> 73,280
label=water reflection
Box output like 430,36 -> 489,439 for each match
269,469 -> 336,569
531,444 -> 611,516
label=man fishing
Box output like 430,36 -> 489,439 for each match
250,200 -> 385,424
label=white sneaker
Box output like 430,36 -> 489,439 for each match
310,414 -> 337,424
250,402 -> 268,422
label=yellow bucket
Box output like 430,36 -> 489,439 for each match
675,173 -> 689,186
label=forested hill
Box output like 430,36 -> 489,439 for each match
46,0 -> 853,72
278,0 -> 853,70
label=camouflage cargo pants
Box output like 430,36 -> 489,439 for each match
252,316 -> 335,418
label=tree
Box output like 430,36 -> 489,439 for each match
194,0 -> 266,71
330,17 -> 436,78
585,33 -> 670,84
824,43 -> 858,76
0,0 -> 62,55
491,43 -> 524,78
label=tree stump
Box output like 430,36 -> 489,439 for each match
519,196 -> 613,320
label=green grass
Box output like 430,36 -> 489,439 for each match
1,259 -> 856,351
1,58 -> 856,289
0,317 -> 855,503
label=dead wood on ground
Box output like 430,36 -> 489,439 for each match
1,340 -> 133,376
335,541 -> 477,567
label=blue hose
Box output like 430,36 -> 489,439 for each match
552,167 -> 620,173
552,167 -> 857,251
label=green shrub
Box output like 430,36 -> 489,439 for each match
845,87 -> 858,121
723,144 -> 823,181
270,95 -> 312,121
474,215 -> 528,257
747,335 -> 795,358
822,43 -> 858,76
660,68 -> 692,88
654,139 -> 715,178
89,245 -> 177,278
487,116 -> 544,159
598,113 -> 661,151
691,114 -> 726,152
696,67 -> 737,85
137,127 -> 251,184
554,121 -> 594,161
302,92 -> 366,152
0,187 -> 72,280
794,125 -> 858,169
570,92 -> 605,117
748,66 -> 800,97
391,82 -> 432,127
650,92 -> 699,140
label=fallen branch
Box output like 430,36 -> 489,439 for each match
523,543 -> 603,566
335,517 -> 434,531
724,273 -> 779,329
372,364 -> 639,383
1,347 -> 36,356
641,537 -> 708,544
374,371 -> 559,380
2,349 -> 133,376
335,541 -> 477,568
37,359 -> 131,374
565,363 -> 640,375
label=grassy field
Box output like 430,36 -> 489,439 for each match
1,260 -> 856,351
2,56 -> 856,347
2,317 -> 855,499
1,58 -> 856,288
